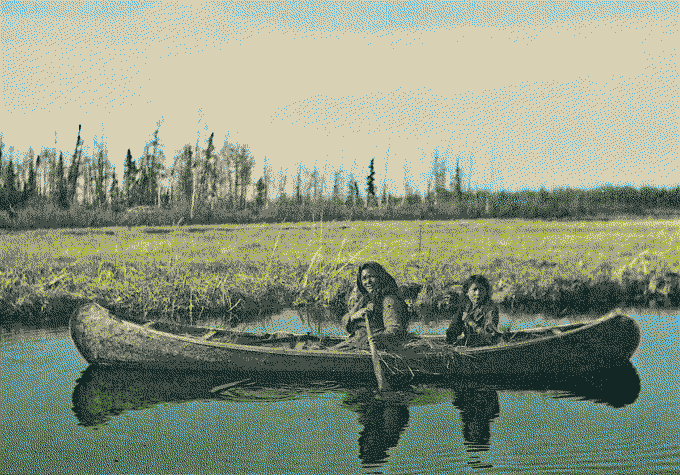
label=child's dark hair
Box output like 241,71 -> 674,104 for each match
462,275 -> 492,304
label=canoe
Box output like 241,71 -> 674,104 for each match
69,302 -> 641,375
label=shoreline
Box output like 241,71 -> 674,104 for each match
3,306 -> 676,338
2,218 -> 678,329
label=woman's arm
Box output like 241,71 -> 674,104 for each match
484,305 -> 500,334
342,287 -> 368,333
446,307 -> 464,343
381,295 -> 407,335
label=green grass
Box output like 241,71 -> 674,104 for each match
1,219 -> 679,329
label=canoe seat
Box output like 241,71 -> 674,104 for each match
201,330 -> 217,340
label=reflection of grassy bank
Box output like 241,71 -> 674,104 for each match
1,219 -> 678,329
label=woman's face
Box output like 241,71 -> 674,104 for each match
361,268 -> 379,294
467,283 -> 487,307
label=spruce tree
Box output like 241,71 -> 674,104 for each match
0,141 -> 4,212
295,167 -> 302,204
238,145 -> 254,210
204,132 -> 217,208
366,158 -> 376,206
354,180 -> 362,207
56,152 -> 68,209
66,125 -> 83,206
123,149 -> 137,207
178,145 -> 193,203
255,177 -> 266,210
23,153 -> 40,203
454,157 -> 462,201
109,168 -> 120,210
93,141 -> 110,208
4,159 -> 17,210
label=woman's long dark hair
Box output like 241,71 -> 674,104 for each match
462,274 -> 492,308
355,261 -> 399,298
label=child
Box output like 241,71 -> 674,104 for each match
446,275 -> 501,346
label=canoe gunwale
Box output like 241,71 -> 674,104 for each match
143,327 -> 370,359
456,313 -> 622,355
70,302 -> 370,361
125,314 -> 596,357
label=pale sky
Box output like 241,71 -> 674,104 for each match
1,1 -> 677,196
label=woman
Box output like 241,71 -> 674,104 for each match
334,262 -> 409,351
446,275 -> 501,346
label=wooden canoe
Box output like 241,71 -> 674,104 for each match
69,302 -> 641,375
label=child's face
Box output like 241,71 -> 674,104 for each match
467,283 -> 486,307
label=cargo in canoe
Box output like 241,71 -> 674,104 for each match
69,302 -> 641,376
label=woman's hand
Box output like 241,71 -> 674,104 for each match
350,303 -> 374,322
350,308 -> 367,322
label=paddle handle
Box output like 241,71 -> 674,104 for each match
364,313 -> 390,391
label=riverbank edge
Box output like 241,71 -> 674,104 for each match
1,270 -> 678,332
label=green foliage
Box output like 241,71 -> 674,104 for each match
453,157 -> 462,201
1,219 -> 678,331
64,125 -> 84,207
56,152 -> 68,209
255,177 -> 266,210
366,157 -> 376,205
123,149 -> 138,207
175,144 -> 193,203
109,169 -> 122,211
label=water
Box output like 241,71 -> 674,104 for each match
1,311 -> 678,474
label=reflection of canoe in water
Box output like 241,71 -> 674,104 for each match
70,302 -> 641,376
71,362 -> 640,428
70,367 -> 427,428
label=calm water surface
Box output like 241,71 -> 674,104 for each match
1,310 -> 678,474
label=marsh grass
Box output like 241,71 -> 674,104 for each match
1,219 -> 679,330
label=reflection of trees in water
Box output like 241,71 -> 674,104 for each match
342,393 -> 410,467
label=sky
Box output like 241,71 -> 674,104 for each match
1,1 -> 678,196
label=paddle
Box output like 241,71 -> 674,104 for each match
362,304 -> 391,391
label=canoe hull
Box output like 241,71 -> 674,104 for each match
451,312 -> 641,375
69,302 -> 641,375
69,302 -> 428,373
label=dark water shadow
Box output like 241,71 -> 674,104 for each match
143,228 -> 171,234
64,230 -> 115,236
445,363 -> 640,469
71,363 -> 641,469
473,362 -> 641,409
341,392 -> 411,467
72,368 -> 379,428
453,387 -> 499,453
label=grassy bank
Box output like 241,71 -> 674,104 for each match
1,219 -> 679,330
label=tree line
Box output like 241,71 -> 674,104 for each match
0,126 -> 256,220
1,125 -> 679,228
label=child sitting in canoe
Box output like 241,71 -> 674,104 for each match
333,262 -> 409,352
446,275 -> 501,347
